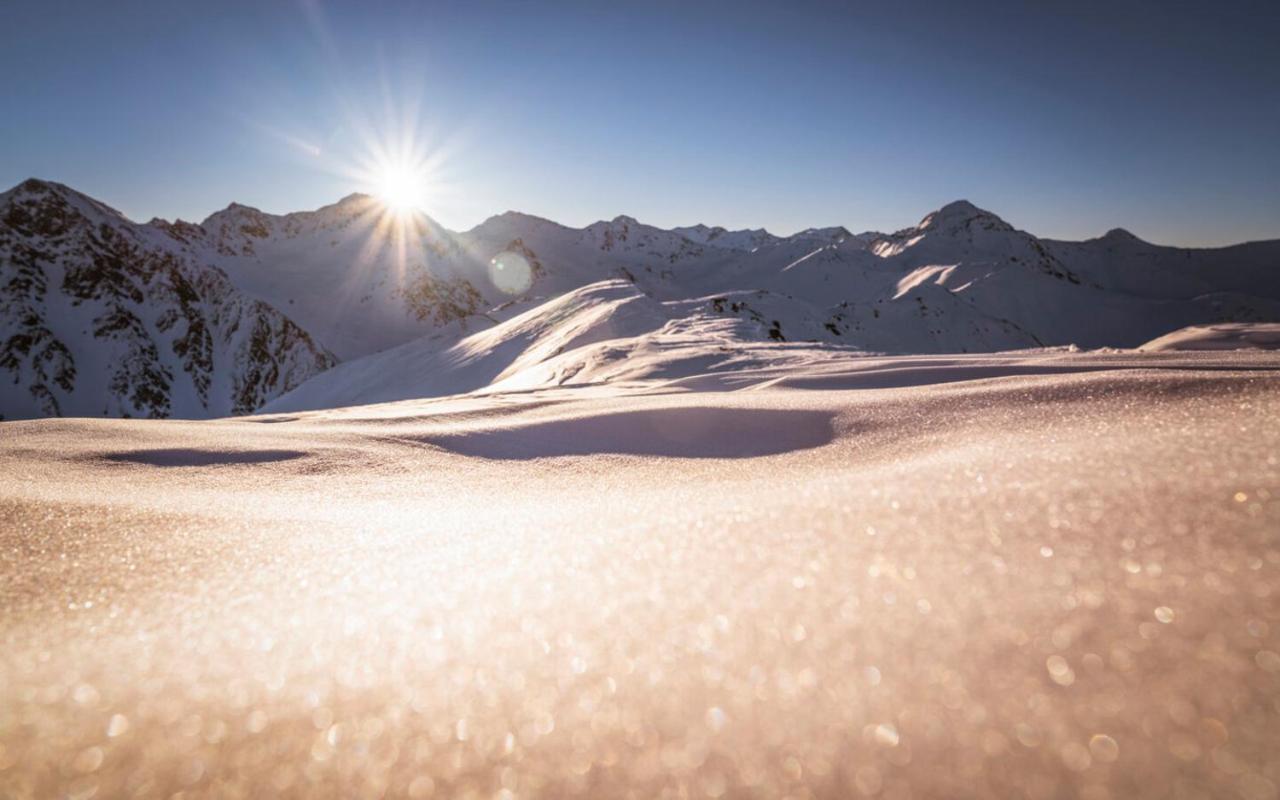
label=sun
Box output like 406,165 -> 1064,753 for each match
372,161 -> 427,215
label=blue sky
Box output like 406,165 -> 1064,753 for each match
1,0 -> 1277,245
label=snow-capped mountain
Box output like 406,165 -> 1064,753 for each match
174,191 -> 1280,361
3,178 -> 1277,419
261,198 -> 1279,412
0,179 -> 334,420
671,224 -> 779,252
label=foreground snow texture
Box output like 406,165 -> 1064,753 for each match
3,350 -> 1280,799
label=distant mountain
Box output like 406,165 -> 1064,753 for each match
3,178 -> 1277,419
266,202 -> 1280,413
0,179 -> 334,420
671,224 -> 779,252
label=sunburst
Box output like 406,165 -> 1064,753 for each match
370,160 -> 428,216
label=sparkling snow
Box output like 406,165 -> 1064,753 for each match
2,351 -> 1279,798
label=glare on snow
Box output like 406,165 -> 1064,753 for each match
0,361 -> 1278,798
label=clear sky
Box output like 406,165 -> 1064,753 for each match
2,0 -> 1278,246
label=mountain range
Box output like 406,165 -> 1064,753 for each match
2,177 -> 1277,419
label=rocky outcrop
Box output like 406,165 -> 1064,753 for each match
0,179 -> 335,420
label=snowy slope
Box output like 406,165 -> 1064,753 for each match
197,195 -> 493,359
269,199 -> 1277,412
3,178 -> 1277,419
861,201 -> 1280,348
0,180 -> 334,420
1044,228 -> 1280,301
264,280 -> 673,410
1140,322 -> 1280,351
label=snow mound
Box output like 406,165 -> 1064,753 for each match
1140,323 -> 1280,351
264,280 -> 672,412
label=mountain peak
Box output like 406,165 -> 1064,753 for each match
201,201 -> 273,229
16,177 -> 55,194
793,226 -> 852,241
937,199 -> 982,216
1101,227 -> 1143,244
4,177 -> 77,203
918,199 -> 1010,233
494,210 -> 553,223
1,177 -> 128,226
466,210 -> 565,238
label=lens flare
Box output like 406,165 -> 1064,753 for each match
489,251 -> 534,295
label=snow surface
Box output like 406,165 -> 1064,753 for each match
263,273 -> 1280,414
3,351 -> 1280,798
1140,323 -> 1280,351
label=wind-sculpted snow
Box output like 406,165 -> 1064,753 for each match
2,353 -> 1279,798
420,406 -> 837,459
262,280 -> 674,411
1140,323 -> 1280,352
264,288 -> 1280,414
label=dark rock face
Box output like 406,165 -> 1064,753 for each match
0,180 -> 335,420
397,268 -> 486,328
501,238 -> 547,282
